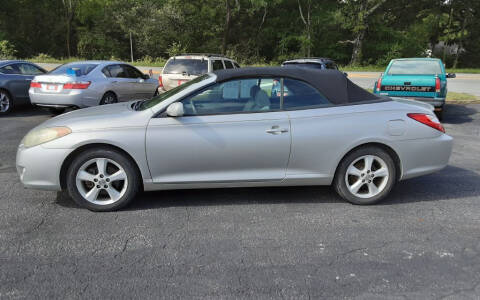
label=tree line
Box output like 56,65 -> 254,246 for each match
0,0 -> 479,67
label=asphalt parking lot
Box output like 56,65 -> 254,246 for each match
1,104 -> 479,299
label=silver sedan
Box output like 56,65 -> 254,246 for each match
16,67 -> 453,211
29,61 -> 159,113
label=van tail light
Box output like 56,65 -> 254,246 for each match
158,75 -> 163,87
408,113 -> 445,133
376,78 -> 382,91
30,81 -> 41,88
435,77 -> 441,93
63,81 -> 91,89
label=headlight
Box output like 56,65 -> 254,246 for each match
22,127 -> 72,148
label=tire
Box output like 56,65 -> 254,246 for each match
333,146 -> 396,205
66,148 -> 141,211
48,107 -> 66,115
435,108 -> 444,121
100,92 -> 117,105
0,89 -> 13,114
153,88 -> 159,97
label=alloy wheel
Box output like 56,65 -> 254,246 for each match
344,155 -> 389,199
75,158 -> 128,205
0,92 -> 10,113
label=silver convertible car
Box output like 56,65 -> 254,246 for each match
16,67 -> 453,211
29,61 -> 159,114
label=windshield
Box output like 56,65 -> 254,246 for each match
138,74 -> 210,110
163,59 -> 208,75
387,60 -> 442,75
49,63 -> 99,76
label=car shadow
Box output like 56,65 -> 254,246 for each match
5,106 -> 50,117
54,165 -> 480,211
442,103 -> 478,124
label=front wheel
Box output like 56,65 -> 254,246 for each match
66,148 -> 141,211
334,146 -> 396,205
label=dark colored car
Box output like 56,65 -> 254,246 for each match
282,58 -> 347,76
0,60 -> 46,114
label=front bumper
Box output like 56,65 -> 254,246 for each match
29,89 -> 89,108
16,144 -> 73,191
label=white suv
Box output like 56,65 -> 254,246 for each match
160,54 -> 240,91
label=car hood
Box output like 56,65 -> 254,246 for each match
37,101 -> 152,132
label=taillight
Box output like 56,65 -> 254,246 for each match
435,77 -> 441,93
158,75 -> 163,87
408,113 -> 445,133
30,81 -> 41,88
63,81 -> 91,89
376,78 -> 382,91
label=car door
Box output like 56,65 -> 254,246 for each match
105,64 -> 134,101
124,65 -> 155,99
146,77 -> 291,184
0,63 -> 43,102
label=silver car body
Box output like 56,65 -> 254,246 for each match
17,71 -> 452,193
29,61 -> 158,108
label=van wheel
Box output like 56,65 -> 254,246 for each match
66,148 -> 141,211
334,146 -> 396,205
100,92 -> 117,105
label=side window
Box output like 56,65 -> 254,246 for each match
0,64 -> 21,75
107,65 -> 128,78
233,62 -> 240,68
325,62 -> 338,70
282,78 -> 330,109
224,60 -> 234,69
180,77 -> 280,116
102,67 -> 111,77
124,65 -> 144,78
212,60 -> 224,71
18,63 -> 45,75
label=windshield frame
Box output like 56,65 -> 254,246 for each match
138,74 -> 212,111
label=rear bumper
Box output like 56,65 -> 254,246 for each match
395,134 -> 453,180
29,89 -> 89,108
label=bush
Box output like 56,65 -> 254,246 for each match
0,40 -> 17,59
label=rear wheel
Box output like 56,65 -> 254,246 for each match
100,92 -> 117,105
0,89 -> 13,114
66,148 -> 141,211
334,146 -> 396,205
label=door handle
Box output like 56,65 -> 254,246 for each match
265,126 -> 288,135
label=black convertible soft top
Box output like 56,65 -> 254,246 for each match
214,67 -> 386,105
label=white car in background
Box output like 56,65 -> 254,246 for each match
160,54 -> 240,91
29,61 -> 159,114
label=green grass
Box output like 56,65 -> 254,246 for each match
446,92 -> 480,102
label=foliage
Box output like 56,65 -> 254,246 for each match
0,0 -> 479,67
0,40 -> 17,59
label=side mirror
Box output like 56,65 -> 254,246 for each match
343,72 -> 348,77
166,102 -> 184,117
446,73 -> 456,78
142,74 -> 150,80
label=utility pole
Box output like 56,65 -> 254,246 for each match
130,31 -> 134,63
